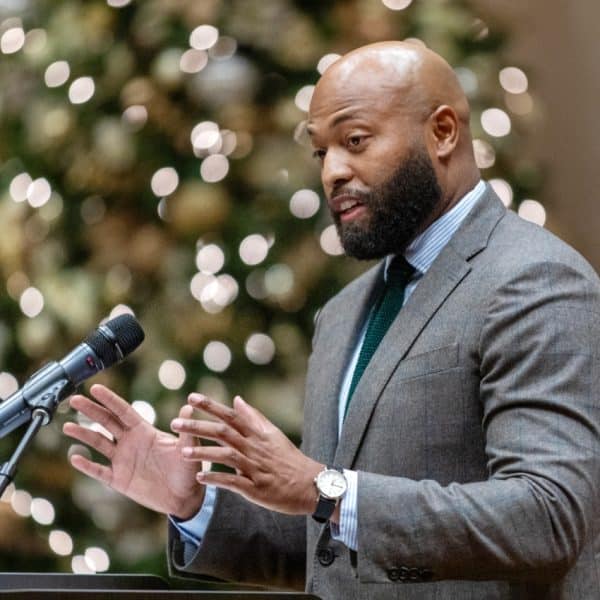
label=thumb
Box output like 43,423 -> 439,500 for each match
176,404 -> 197,448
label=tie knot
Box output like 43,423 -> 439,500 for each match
387,255 -> 415,286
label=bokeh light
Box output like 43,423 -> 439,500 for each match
26,177 -> 51,207
317,53 -> 340,74
151,167 -> 179,197
190,25 -> 219,50
239,234 -> 269,266
481,108 -> 511,137
48,530 -> 74,556
200,154 -> 229,182
71,555 -> 95,574
0,372 -> 19,399
489,178 -> 514,207
196,243 -> 225,274
180,49 -> 208,74
499,67 -> 528,94
1,27 -> 25,54
85,547 -> 110,572
68,77 -> 95,104
31,497 -> 56,525
44,61 -> 70,87
290,189 -> 320,219
11,490 -> 32,517
203,341 -> 232,372
19,287 -> 44,318
9,172 -> 32,202
518,199 -> 546,226
319,225 -> 344,256
382,0 -> 413,9
472,139 -> 496,169
132,401 -> 157,425
294,85 -> 315,112
158,360 -> 186,390
245,333 -> 276,365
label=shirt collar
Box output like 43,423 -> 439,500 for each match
384,179 -> 486,280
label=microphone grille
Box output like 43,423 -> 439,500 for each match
85,314 -> 145,366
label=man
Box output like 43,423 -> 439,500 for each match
64,42 -> 600,599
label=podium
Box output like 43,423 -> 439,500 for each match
0,574 -> 320,599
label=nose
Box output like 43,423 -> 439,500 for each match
321,149 -> 353,195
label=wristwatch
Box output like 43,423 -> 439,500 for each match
312,465 -> 347,523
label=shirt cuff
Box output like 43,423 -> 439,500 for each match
169,485 -> 217,548
329,469 -> 358,551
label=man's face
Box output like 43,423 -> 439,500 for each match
307,65 -> 443,259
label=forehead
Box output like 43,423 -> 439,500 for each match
307,59 -> 415,133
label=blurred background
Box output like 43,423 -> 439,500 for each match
0,0 -> 597,584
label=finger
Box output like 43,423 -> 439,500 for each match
232,395 -> 272,433
195,470 -> 254,496
188,394 -> 256,437
176,404 -> 196,449
63,422 -> 115,459
181,445 -> 255,474
69,453 -> 113,487
171,418 -> 246,450
69,395 -> 125,439
89,384 -> 141,429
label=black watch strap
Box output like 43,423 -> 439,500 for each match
312,465 -> 344,524
312,496 -> 337,523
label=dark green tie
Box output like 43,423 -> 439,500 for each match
344,256 -> 415,420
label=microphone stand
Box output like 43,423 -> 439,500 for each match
0,379 -> 73,497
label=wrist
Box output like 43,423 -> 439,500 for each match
171,486 -> 206,521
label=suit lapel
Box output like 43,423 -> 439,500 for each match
306,265 -> 382,465
333,187 -> 506,467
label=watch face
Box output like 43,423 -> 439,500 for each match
316,469 -> 347,500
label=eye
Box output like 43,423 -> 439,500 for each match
312,148 -> 326,162
347,135 -> 365,150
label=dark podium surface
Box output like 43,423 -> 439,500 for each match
0,574 -> 320,599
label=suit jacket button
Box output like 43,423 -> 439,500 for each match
317,547 -> 335,566
387,568 -> 400,581
398,566 -> 409,582
408,567 -> 420,581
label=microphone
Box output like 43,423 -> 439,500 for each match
0,314 -> 145,438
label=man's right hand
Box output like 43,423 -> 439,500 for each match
63,383 -> 205,520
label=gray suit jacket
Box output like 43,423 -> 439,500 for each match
169,187 -> 600,599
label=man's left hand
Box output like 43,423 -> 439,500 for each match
170,393 -> 324,516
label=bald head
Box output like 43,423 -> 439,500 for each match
329,41 -> 470,123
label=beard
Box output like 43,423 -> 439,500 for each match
332,148 -> 443,260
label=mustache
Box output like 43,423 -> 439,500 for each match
330,186 -> 370,202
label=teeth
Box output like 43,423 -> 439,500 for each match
340,199 -> 358,211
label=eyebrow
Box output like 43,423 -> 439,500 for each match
306,111 -> 368,137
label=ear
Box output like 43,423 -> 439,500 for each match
428,105 -> 459,159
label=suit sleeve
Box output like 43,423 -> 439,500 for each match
355,260 -> 600,583
168,487 -> 307,590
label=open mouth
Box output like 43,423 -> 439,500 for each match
337,197 -> 366,221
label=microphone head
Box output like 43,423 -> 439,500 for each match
85,314 -> 145,368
